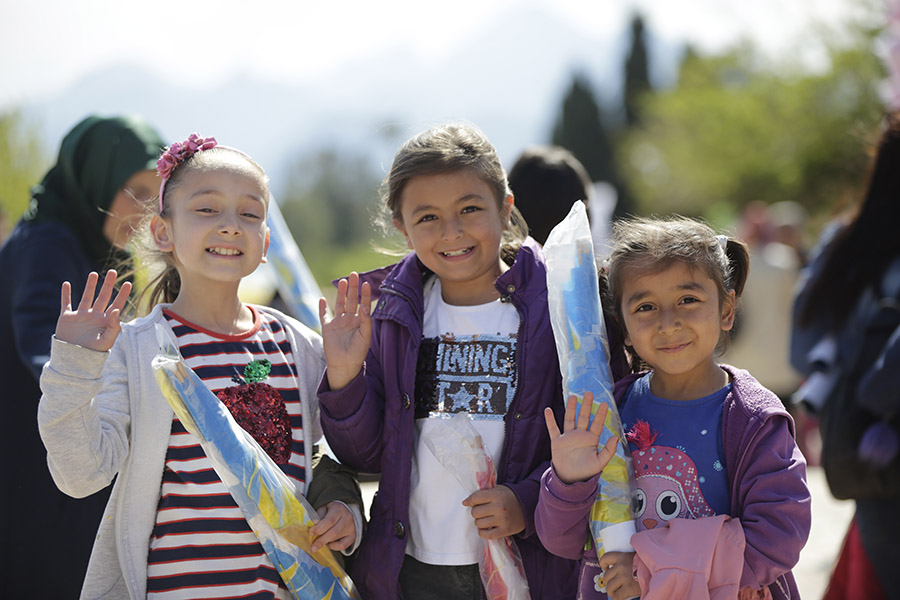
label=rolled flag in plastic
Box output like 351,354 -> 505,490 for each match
543,202 -> 636,565
266,196 -> 323,330
422,414 -> 531,600
151,324 -> 359,600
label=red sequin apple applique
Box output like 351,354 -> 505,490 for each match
216,359 -> 292,464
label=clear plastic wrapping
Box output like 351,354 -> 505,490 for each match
543,202 -> 636,559
152,324 -> 359,600
422,414 -> 531,600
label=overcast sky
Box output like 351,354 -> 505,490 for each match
1,0 -> 868,110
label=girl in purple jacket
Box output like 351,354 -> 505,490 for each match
317,124 -> 578,599
537,216 -> 810,599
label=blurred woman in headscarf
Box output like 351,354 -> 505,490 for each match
0,114 -> 164,597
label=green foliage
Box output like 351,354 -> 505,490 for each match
0,109 -> 48,226
277,148 -> 393,286
622,30 -> 885,220
315,241 -> 397,287
279,149 -> 381,248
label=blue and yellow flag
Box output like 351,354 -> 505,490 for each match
544,202 -> 636,562
152,325 -> 359,600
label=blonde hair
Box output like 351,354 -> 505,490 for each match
131,147 -> 269,312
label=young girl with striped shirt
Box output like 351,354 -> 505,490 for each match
38,135 -> 361,599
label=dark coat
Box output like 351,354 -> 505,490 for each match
0,221 -> 113,598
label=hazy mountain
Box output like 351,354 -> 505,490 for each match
25,5 -> 681,194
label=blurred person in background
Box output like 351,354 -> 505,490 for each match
508,145 -> 595,246
0,114 -> 165,598
769,200 -> 809,267
723,201 -> 806,455
790,114 -> 900,599
508,144 -> 628,380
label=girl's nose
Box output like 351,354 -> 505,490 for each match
218,212 -> 241,235
658,308 -> 681,333
441,217 -> 463,241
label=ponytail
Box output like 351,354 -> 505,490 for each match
724,238 -> 750,298
145,267 -> 181,308
126,209 -> 182,316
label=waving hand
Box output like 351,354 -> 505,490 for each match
544,392 -> 619,484
56,270 -> 132,352
319,272 -> 372,390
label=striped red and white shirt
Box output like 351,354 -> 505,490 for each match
146,307 -> 305,599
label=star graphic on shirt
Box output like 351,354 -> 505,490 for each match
448,387 -> 475,412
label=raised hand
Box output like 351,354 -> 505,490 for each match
544,392 -> 619,484
319,272 -> 372,390
56,270 -> 132,352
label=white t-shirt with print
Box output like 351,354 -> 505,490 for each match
405,278 -> 520,565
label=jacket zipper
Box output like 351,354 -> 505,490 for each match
496,285 -> 525,488
486,283 -> 526,600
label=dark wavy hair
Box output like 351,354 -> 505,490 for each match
797,114 -> 900,330
508,145 -> 592,245
607,215 -> 750,370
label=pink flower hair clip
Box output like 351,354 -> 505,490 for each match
157,133 -> 217,212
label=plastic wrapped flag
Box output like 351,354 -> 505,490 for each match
422,414 -> 531,600
543,202 -> 636,566
266,196 -> 324,330
151,324 -> 359,600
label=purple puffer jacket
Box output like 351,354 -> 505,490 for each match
535,366 -> 811,600
318,239 -> 579,600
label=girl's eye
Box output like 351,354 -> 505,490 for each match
197,207 -> 216,214
635,303 -> 654,313
680,296 -> 700,305
417,214 -> 437,224
242,212 -> 261,219
461,205 -> 480,214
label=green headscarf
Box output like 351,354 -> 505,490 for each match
24,115 -> 165,267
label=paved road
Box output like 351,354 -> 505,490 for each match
794,466 -> 854,599
359,465 -> 849,598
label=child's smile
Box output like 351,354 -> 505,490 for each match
395,168 -> 511,306
620,260 -> 734,400
441,247 -> 473,258
153,167 -> 269,290
206,246 -> 243,256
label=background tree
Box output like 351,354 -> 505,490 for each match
0,109 -> 48,239
621,26 -> 885,224
552,74 -> 634,216
624,14 -> 652,128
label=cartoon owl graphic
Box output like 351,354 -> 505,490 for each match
627,420 -> 715,532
